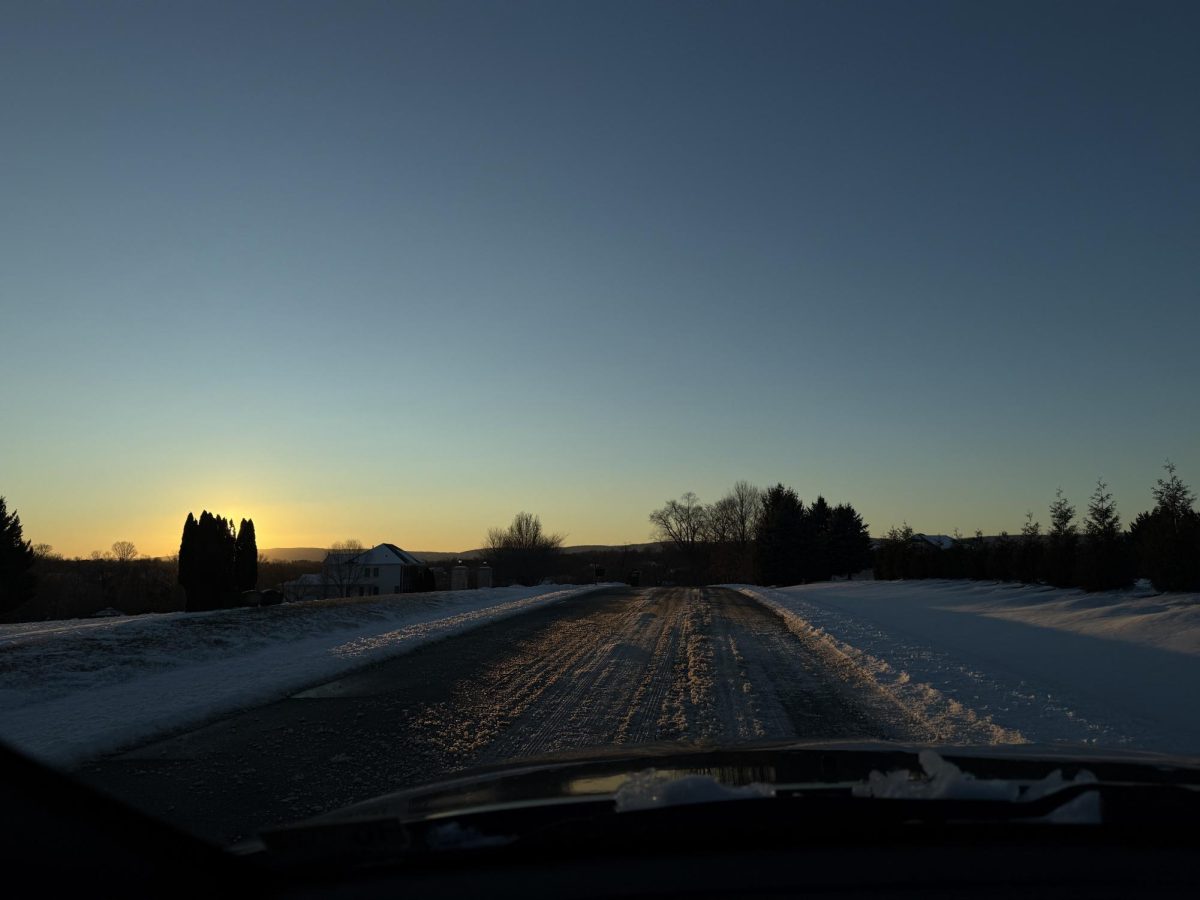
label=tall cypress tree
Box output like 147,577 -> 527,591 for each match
197,511 -> 220,610
178,512 -> 199,609
217,514 -> 237,606
199,511 -> 215,609
179,510 -> 236,610
235,518 -> 258,592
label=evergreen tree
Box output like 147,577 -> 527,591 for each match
967,530 -> 989,580
754,485 -> 805,586
1015,512 -> 1042,584
214,514 -> 237,605
0,496 -> 36,614
178,510 -> 239,610
1131,461 -> 1200,592
1078,479 -> 1134,592
942,529 -> 968,579
234,518 -> 258,592
987,531 -> 1015,581
178,512 -> 198,599
1153,460 -> 1196,519
1043,488 -> 1078,588
804,495 -> 833,582
828,503 -> 871,579
873,523 -> 914,580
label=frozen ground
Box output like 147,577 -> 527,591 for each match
727,580 -> 1200,756
0,585 -> 608,767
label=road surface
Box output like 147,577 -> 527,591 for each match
78,586 -> 931,844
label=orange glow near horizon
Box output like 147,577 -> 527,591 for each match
18,501 -> 657,561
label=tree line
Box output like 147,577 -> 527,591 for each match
5,461 -> 1197,622
874,462 -> 1200,593
648,481 -> 872,586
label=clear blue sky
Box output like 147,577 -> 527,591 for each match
2,0 -> 1197,556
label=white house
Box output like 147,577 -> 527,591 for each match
349,543 -> 427,596
283,543 -> 427,600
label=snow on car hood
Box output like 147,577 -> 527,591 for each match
298,739 -> 1199,827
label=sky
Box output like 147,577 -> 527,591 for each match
2,0 -> 1197,558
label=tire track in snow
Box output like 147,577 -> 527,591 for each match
731,586 -> 1022,745
616,592 -> 684,744
438,586 -> 924,764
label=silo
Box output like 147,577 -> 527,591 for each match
476,565 -> 492,589
451,565 -> 469,591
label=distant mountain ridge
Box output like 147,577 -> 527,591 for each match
260,542 -> 663,563
258,548 -> 328,562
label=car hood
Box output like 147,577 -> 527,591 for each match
287,739 -> 1200,828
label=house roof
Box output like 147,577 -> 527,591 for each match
322,543 -> 426,567
380,543 -> 425,566
912,533 -> 956,549
350,543 -> 426,567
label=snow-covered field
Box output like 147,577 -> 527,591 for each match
0,585 -> 607,767
728,580 -> 1200,755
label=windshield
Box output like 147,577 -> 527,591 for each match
2,0 -> 1198,850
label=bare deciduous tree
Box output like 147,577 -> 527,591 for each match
649,492 -> 707,548
727,481 -> 762,547
111,540 -> 138,562
326,538 -> 365,597
699,497 -> 729,543
649,492 -> 708,582
708,481 -> 762,582
486,512 -> 563,553
485,512 -> 564,586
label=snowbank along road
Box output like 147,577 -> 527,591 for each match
79,586 -> 934,844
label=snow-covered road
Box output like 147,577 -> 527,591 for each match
411,586 -> 930,767
73,586 -> 923,844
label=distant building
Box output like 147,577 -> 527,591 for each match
282,573 -> 328,602
283,543 -> 427,600
352,543 -> 426,596
870,534 -> 961,553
